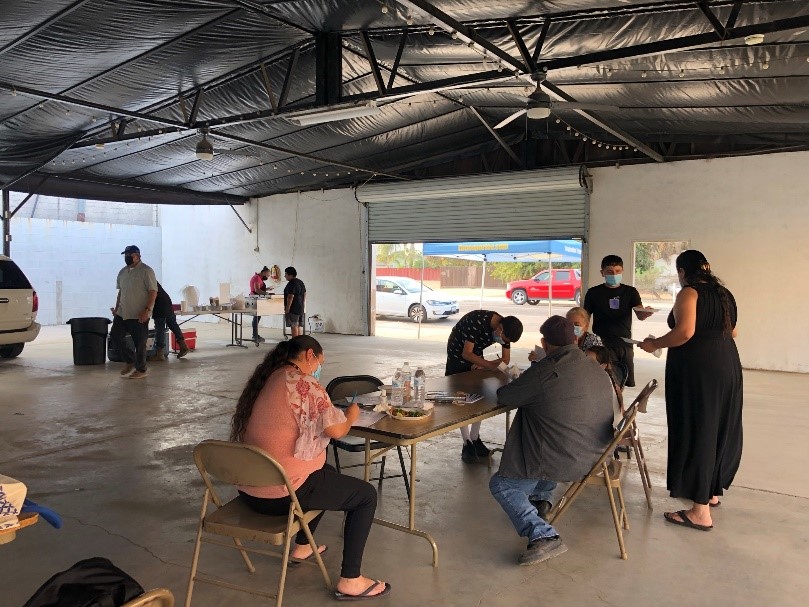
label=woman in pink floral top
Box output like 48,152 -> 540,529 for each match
231,335 -> 390,601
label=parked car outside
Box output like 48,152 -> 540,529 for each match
0,255 -> 40,358
505,269 -> 582,306
376,276 -> 459,322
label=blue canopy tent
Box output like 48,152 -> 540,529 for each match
422,240 -> 583,314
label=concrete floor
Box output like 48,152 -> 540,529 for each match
2,323 -> 808,606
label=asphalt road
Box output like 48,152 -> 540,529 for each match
375,296 -> 674,359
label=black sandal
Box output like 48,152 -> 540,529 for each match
664,510 -> 713,531
334,580 -> 392,601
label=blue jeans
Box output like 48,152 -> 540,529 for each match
489,473 -> 559,542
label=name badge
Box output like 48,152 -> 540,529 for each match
609,297 -> 620,310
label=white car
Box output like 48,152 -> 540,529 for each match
376,276 -> 459,323
0,255 -> 40,358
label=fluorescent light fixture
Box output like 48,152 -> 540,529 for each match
290,102 -> 380,126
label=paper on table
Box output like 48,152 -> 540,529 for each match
348,393 -> 381,406
352,410 -> 387,428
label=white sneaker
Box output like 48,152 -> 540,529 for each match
128,370 -> 148,379
120,364 -> 134,377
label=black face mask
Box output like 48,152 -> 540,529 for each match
124,255 -> 134,266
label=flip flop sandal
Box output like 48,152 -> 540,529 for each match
288,545 -> 328,567
334,581 -> 392,602
664,510 -> 713,531
709,501 -> 721,508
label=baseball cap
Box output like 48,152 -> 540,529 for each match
121,245 -> 140,255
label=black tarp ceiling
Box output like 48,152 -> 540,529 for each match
1,0 -> 809,205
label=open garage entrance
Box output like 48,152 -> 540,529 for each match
358,167 -> 591,345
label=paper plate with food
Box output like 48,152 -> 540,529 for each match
388,407 -> 432,421
633,305 -> 656,318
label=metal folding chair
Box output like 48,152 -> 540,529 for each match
325,375 -> 410,499
185,440 -> 331,607
123,588 -> 174,607
548,379 -> 658,560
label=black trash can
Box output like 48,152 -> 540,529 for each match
67,317 -> 111,365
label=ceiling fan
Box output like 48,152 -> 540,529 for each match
494,85 -> 620,129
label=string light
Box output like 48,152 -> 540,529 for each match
428,25 -> 435,36
381,2 -> 389,14
555,116 -> 632,152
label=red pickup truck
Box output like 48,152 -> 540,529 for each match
505,269 -> 582,306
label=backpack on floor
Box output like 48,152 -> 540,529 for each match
22,556 -> 145,607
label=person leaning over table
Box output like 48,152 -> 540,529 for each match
489,315 -> 614,566
230,335 -> 390,601
147,282 -> 190,361
249,265 -> 271,343
445,309 -> 523,464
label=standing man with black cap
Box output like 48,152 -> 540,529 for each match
110,245 -> 157,379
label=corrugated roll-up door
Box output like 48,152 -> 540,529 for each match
358,167 -> 589,243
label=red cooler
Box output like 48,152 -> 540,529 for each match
172,329 -> 197,351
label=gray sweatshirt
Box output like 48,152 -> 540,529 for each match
496,344 -> 614,482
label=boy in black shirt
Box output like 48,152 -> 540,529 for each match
583,255 -> 652,387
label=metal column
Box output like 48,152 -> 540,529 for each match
2,189 -> 10,257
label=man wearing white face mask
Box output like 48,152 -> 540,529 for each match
583,254 -> 649,387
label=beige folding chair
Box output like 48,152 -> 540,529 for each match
185,440 -> 331,607
618,385 -> 656,509
548,379 -> 658,560
123,588 -> 174,607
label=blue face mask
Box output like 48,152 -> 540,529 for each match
312,364 -> 322,381
573,325 -> 584,337
492,331 -> 505,345
605,274 -> 622,287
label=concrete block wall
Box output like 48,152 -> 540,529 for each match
9,192 -> 158,226
10,218 -> 162,326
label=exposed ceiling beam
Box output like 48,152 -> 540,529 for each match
2,133 -> 89,189
0,8 -> 243,128
538,13 -> 809,72
506,21 -> 537,74
396,0 -> 527,73
0,0 -> 94,57
278,49 -> 300,109
532,18 -> 552,63
724,1 -> 744,31
541,81 -> 664,163
221,0 -> 314,34
387,28 -> 410,90
210,131 -> 407,181
360,31 -> 386,94
468,107 -> 524,168
0,82 -> 186,129
696,1 -> 727,39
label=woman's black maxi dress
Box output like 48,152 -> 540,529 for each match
665,283 -> 743,504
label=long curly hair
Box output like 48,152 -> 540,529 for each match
230,335 -> 323,442
676,249 -> 733,337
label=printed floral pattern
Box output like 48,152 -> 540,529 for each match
286,368 -> 345,461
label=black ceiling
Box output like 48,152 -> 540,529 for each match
1,1 -> 809,205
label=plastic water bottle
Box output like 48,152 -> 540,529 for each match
391,368 -> 405,408
413,368 -> 426,407
401,362 -> 412,402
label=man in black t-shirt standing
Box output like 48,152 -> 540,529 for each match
583,254 -> 652,387
446,309 -> 523,463
283,266 -> 306,337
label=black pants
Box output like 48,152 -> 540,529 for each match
252,315 -> 261,337
154,312 -> 183,350
239,463 -> 377,579
110,315 -> 148,372
606,342 -> 635,388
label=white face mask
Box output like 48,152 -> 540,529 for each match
573,325 -> 584,337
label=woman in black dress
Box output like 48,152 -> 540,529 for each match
640,250 -> 742,531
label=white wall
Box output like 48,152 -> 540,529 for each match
588,151 -> 809,372
11,218 -> 162,325
160,188 -> 367,335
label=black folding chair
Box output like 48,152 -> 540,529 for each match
325,375 -> 410,499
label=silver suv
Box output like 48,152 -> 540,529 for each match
0,255 -> 40,358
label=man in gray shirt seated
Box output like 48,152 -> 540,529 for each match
489,315 -> 614,566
